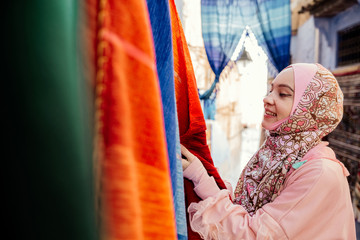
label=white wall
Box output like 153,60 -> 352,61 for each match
291,16 -> 316,64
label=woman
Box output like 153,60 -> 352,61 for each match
181,63 -> 356,239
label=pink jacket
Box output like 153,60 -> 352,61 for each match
183,143 -> 356,239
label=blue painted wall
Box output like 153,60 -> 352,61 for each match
291,3 -> 360,70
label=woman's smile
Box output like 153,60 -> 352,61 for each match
264,109 -> 277,118
262,68 -> 294,130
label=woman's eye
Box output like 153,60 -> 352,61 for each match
265,91 -> 272,97
279,93 -> 291,97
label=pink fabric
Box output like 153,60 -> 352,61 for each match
234,63 -> 344,215
184,157 -> 222,200
183,156 -> 210,185
290,63 -> 318,115
300,141 -> 349,176
303,141 -> 336,160
268,63 -> 318,130
187,143 -> 356,239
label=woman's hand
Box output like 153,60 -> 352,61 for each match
181,144 -> 196,170
181,144 -> 222,199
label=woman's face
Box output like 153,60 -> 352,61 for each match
262,68 -> 295,130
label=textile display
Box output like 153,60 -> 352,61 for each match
200,0 -> 291,99
146,0 -> 177,191
234,63 -> 344,215
93,0 -> 176,238
169,0 -> 227,239
4,1 -> 97,239
175,115 -> 189,240
146,0 -> 188,239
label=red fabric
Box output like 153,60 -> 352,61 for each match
168,0 -> 226,238
90,0 -> 177,239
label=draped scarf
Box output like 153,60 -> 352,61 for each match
234,63 -> 344,215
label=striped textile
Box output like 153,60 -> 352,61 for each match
254,0 -> 291,72
201,0 -> 291,98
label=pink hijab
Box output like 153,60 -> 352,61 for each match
234,63 -> 344,215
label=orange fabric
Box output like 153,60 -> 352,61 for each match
169,0 -> 226,239
91,0 -> 176,239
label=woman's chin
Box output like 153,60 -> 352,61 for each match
261,119 -> 274,130
261,121 -> 269,130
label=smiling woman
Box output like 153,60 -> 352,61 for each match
180,63 -> 356,239
262,67 -> 295,130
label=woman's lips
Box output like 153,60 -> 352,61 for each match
264,109 -> 277,118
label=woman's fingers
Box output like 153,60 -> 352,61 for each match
180,144 -> 195,162
180,144 -> 199,170
182,159 -> 190,170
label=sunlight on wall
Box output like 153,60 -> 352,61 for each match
214,33 -> 268,188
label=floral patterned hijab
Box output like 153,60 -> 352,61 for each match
234,63 -> 344,215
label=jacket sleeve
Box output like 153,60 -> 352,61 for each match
183,157 -> 286,239
188,190 -> 286,239
184,158 -> 355,239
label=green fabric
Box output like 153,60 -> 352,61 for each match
5,1 -> 97,239
292,160 -> 308,169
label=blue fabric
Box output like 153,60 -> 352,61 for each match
203,96 -> 217,120
146,1 -> 187,239
199,75 -> 218,100
201,0 -> 291,98
175,112 -> 188,240
356,220 -> 360,240
253,0 -> 291,71
146,0 -> 176,197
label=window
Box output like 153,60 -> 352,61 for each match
337,24 -> 360,66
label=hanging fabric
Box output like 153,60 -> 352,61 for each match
252,0 -> 291,72
200,0 -> 248,99
92,0 -> 177,238
203,92 -> 217,120
200,0 -> 291,98
4,1 -> 97,239
169,0 -> 227,239
174,114 -> 188,240
145,0 -> 188,239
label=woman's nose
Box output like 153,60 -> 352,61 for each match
263,93 -> 274,105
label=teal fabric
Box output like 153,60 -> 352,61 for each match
292,161 -> 308,169
5,1 -> 97,239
